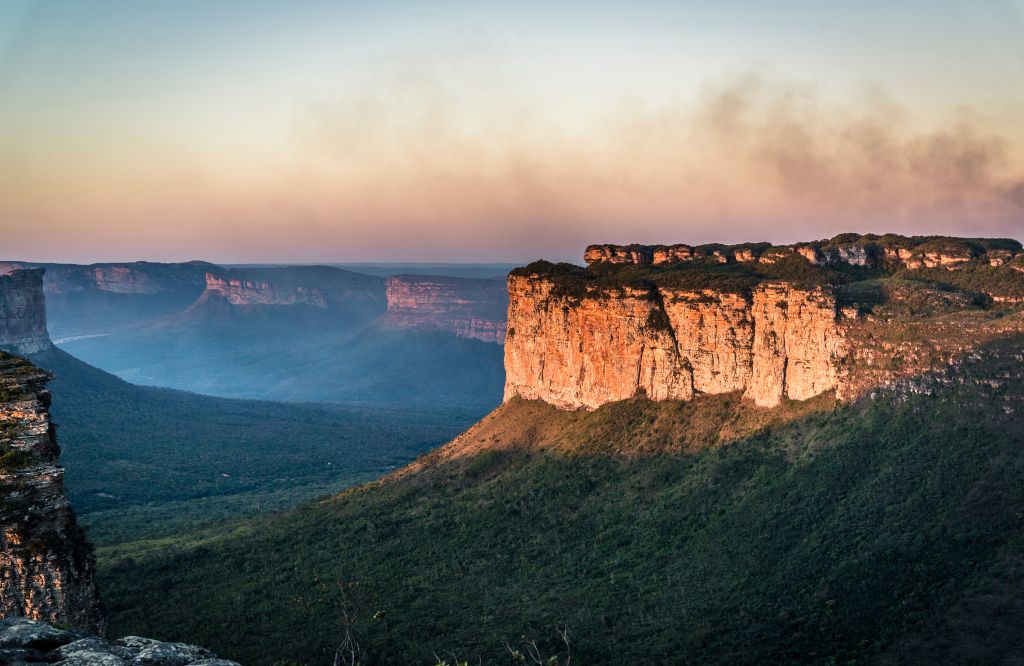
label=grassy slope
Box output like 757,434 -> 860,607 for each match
99,336 -> 1024,665
29,348 -> 483,547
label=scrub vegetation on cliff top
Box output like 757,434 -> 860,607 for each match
100,335 -> 1024,665
515,233 -> 1024,302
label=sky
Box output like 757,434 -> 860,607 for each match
1,0 -> 1023,263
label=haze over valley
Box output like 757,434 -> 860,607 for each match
3,2 -> 1024,664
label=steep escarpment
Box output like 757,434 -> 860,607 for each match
380,275 -> 507,343
195,266 -> 385,312
504,274 -> 849,409
0,269 -> 51,355
0,261 -> 215,338
505,234 -> 1024,411
0,261 -> 214,296
0,353 -> 100,630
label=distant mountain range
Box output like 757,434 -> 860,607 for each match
1,260 -> 511,408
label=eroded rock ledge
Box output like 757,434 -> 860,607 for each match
0,270 -> 51,355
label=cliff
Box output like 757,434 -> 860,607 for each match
0,261 -> 214,296
380,274 -> 507,343
0,353 -> 100,631
504,275 -> 848,408
198,266 -> 385,311
0,269 -> 51,355
505,234 -> 1024,411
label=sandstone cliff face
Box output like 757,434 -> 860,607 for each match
198,267 -> 386,313
0,354 -> 100,630
205,273 -> 330,307
504,275 -> 848,409
0,270 -> 51,355
381,275 -> 507,343
506,234 -> 1024,413
744,284 -> 845,406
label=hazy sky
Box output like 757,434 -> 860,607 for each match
1,1 -> 1023,263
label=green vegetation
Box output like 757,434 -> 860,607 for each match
29,348 -> 484,547
515,253 -> 881,301
99,336 -> 1024,665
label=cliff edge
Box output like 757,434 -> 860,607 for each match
504,233 -> 1024,410
0,270 -> 51,356
0,353 -> 101,631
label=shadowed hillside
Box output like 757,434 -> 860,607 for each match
99,335 -> 1024,665
29,347 -> 480,547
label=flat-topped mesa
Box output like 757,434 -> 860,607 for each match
506,234 -> 1024,412
0,269 -> 51,355
583,234 -> 1023,272
205,272 -> 330,307
200,267 -> 386,310
0,261 -> 214,295
382,275 -> 508,343
0,354 -> 101,630
504,274 -> 846,409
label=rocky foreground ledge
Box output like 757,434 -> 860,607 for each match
0,618 -> 239,666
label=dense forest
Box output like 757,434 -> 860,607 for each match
30,348 -> 483,547
100,336 -> 1024,665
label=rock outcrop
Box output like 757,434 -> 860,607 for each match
0,261 -> 214,296
380,275 -> 507,343
199,267 -> 386,311
582,234 -> 1022,285
204,272 -> 330,307
0,617 -> 240,665
504,275 -> 848,409
0,353 -> 100,631
505,235 -> 1024,411
0,269 -> 51,355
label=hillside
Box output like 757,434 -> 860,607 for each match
99,333 -> 1024,664
28,347 -> 481,547
50,264 -> 507,408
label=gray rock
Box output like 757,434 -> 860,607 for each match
55,637 -> 132,665
0,618 -> 79,650
129,641 -> 215,666
116,637 -> 160,650
0,646 -> 60,665
187,661 -> 241,666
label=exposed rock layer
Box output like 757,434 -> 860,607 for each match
0,261 -> 213,296
381,275 -> 508,343
200,267 -> 386,310
583,234 -> 1022,273
0,354 -> 100,631
506,234 -> 1024,411
504,275 -> 847,408
0,270 -> 51,355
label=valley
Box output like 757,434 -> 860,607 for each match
99,336 -> 1024,664
4,233 -> 1024,664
